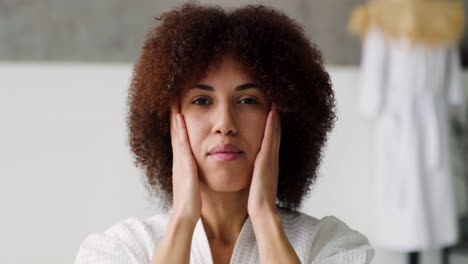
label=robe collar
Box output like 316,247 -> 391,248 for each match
190,213 -> 258,264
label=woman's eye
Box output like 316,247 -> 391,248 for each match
192,98 -> 211,105
191,98 -> 258,105
239,98 -> 258,104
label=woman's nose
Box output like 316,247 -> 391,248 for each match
212,103 -> 238,136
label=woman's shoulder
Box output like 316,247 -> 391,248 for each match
277,207 -> 375,263
102,210 -> 170,241
74,211 -> 170,264
277,206 -> 348,232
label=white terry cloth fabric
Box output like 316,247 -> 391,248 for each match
356,27 -> 464,251
74,206 -> 374,264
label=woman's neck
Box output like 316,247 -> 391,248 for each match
199,183 -> 249,244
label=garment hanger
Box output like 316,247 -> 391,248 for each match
348,0 -> 464,47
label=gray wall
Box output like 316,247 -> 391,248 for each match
2,0 -> 466,65
0,0 -> 367,64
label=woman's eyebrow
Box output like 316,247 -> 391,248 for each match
192,83 -> 258,91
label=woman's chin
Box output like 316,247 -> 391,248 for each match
199,172 -> 251,192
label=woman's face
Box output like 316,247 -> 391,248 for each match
179,54 -> 270,192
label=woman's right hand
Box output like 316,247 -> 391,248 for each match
149,97 -> 201,264
169,96 -> 202,225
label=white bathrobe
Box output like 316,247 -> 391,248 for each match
356,27 -> 463,251
74,206 -> 374,263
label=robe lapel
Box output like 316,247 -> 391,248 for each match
190,215 -> 259,264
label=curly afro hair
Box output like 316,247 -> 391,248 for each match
126,0 -> 337,212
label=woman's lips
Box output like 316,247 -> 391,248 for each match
209,152 -> 242,161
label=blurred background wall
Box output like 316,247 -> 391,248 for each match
5,0 -> 468,65
0,0 -> 466,263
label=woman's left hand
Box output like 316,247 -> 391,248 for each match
247,103 -> 281,219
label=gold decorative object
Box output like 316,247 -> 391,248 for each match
349,0 -> 465,47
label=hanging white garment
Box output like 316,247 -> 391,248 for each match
356,27 -> 464,252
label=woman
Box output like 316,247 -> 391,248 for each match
75,1 -> 374,264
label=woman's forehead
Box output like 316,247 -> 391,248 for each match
177,53 -> 266,97
205,55 -> 253,78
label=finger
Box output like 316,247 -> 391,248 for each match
269,104 -> 279,159
260,108 -> 274,156
170,97 -> 180,150
170,96 -> 180,126
176,114 -> 195,160
261,103 -> 280,163
272,103 -> 281,151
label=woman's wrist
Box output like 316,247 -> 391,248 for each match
250,209 -> 281,228
249,206 -> 279,224
250,209 -> 302,264
168,213 -> 198,231
151,211 -> 197,264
